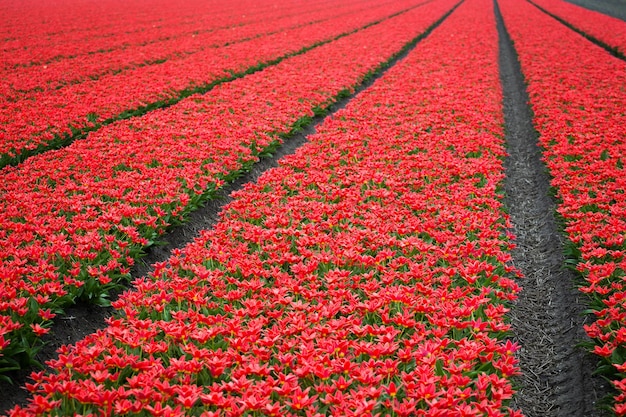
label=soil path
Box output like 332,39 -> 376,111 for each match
495,1 -> 612,415
565,0 -> 626,21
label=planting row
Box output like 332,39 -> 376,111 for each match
0,0 -> 333,68
530,0 -> 626,56
0,0 -> 459,378
1,0 -> 390,95
0,0 -> 423,168
7,0 -> 522,415
498,0 -> 626,413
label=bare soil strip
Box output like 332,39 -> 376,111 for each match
495,2 -> 612,416
0,3 -> 461,412
564,0 -> 626,21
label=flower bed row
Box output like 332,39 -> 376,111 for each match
0,0 -> 330,68
529,0 -> 626,57
0,0 -> 459,378
0,0 -> 421,168
498,0 -> 626,413
1,0 -> 388,96
7,0 -> 522,414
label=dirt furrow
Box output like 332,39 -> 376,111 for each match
564,0 -> 626,22
494,1 -> 612,416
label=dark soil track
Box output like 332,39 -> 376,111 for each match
0,0 -> 622,414
495,1 -> 612,415
566,0 -> 626,21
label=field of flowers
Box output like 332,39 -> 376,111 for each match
0,0 -> 431,168
1,0 -> 625,415
529,0 -> 626,56
0,0 -> 459,373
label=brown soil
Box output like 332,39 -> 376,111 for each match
495,1 -> 613,415
565,0 -> 626,21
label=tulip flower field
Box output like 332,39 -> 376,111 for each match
529,0 -> 626,56
0,0 -> 460,373
0,0 -> 624,415
0,0 -> 431,168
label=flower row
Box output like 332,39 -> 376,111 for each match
530,0 -> 626,56
8,0 -> 522,415
0,0 -> 458,377
0,0 -> 421,168
498,0 -> 626,413
0,0 -> 330,68
0,0 -> 390,96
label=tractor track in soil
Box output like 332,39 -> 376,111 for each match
565,0 -> 626,22
495,1 -> 612,416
